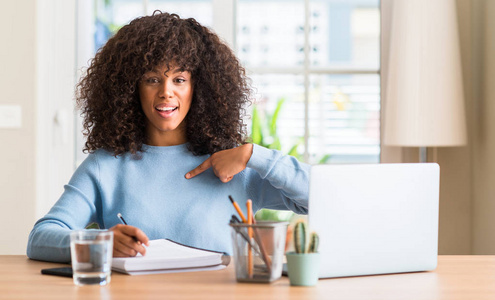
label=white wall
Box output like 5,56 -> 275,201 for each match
0,0 -> 75,255
0,1 -> 37,254
36,0 -> 76,220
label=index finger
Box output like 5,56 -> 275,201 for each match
185,157 -> 212,179
120,225 -> 150,247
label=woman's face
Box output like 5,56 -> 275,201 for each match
139,64 -> 193,146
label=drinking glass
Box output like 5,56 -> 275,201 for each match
70,230 -> 113,286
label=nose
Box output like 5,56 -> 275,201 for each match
159,82 -> 174,98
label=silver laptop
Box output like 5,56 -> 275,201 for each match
308,163 -> 439,278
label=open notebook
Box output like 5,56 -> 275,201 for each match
112,239 -> 230,275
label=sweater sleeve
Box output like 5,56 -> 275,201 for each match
245,144 -> 310,214
26,153 -> 102,263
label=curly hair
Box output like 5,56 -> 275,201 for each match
76,11 -> 251,156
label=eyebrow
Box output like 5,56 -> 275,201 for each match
149,67 -> 187,76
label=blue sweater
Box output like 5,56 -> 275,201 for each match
27,144 -> 309,262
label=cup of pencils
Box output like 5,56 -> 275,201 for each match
228,197 -> 288,283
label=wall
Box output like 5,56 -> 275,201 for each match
0,1 -> 37,254
434,0 -> 495,255
472,0 -> 495,254
434,0 -> 474,255
36,0 -> 76,221
0,1 -> 75,255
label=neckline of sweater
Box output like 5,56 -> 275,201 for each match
141,143 -> 190,154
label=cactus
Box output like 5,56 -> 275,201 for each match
294,221 -> 306,254
293,220 -> 319,253
308,232 -> 319,253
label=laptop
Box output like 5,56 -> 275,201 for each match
308,163 -> 440,278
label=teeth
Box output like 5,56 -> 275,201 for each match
156,107 -> 176,112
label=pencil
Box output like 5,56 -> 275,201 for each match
251,214 -> 272,273
230,215 -> 262,256
228,195 -> 247,223
247,199 -> 253,278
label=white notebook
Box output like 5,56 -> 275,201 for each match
112,239 -> 230,275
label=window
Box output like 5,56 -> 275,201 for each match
237,0 -> 380,164
76,0 -> 380,165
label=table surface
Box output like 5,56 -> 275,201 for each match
1,255 -> 495,300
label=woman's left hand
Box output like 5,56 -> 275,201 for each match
185,143 -> 253,183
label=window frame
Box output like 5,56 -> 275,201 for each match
233,0 -> 381,163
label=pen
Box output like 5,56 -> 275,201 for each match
117,213 -> 128,225
228,195 -> 247,223
117,213 -> 139,243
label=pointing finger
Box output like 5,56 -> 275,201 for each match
220,176 -> 233,183
185,157 -> 212,179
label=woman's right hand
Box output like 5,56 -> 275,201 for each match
109,224 -> 150,257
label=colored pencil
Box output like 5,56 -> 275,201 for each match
247,199 -> 253,278
251,215 -> 272,273
228,195 -> 247,223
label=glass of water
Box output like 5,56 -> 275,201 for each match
70,230 -> 113,286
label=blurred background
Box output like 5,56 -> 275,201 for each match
0,0 -> 493,256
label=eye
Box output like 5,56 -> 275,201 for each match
175,78 -> 186,84
144,77 -> 160,84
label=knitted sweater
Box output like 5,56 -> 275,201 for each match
27,143 -> 309,262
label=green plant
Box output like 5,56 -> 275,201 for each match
293,220 -> 319,254
294,221 -> 306,253
254,209 -> 294,222
308,230 -> 319,253
85,222 -> 100,229
251,98 -> 290,153
250,97 -> 332,163
251,97 -> 330,221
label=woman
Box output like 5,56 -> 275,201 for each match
27,12 -> 309,263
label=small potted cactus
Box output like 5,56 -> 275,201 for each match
285,220 -> 320,286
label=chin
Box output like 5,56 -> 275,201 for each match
157,121 -> 183,132
158,126 -> 179,132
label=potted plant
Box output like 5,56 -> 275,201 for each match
285,220 -> 320,286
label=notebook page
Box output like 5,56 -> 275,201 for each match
112,239 -> 223,272
142,239 -> 218,259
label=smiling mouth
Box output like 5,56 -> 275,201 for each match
155,107 -> 178,112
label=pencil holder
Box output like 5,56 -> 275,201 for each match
230,221 -> 288,283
